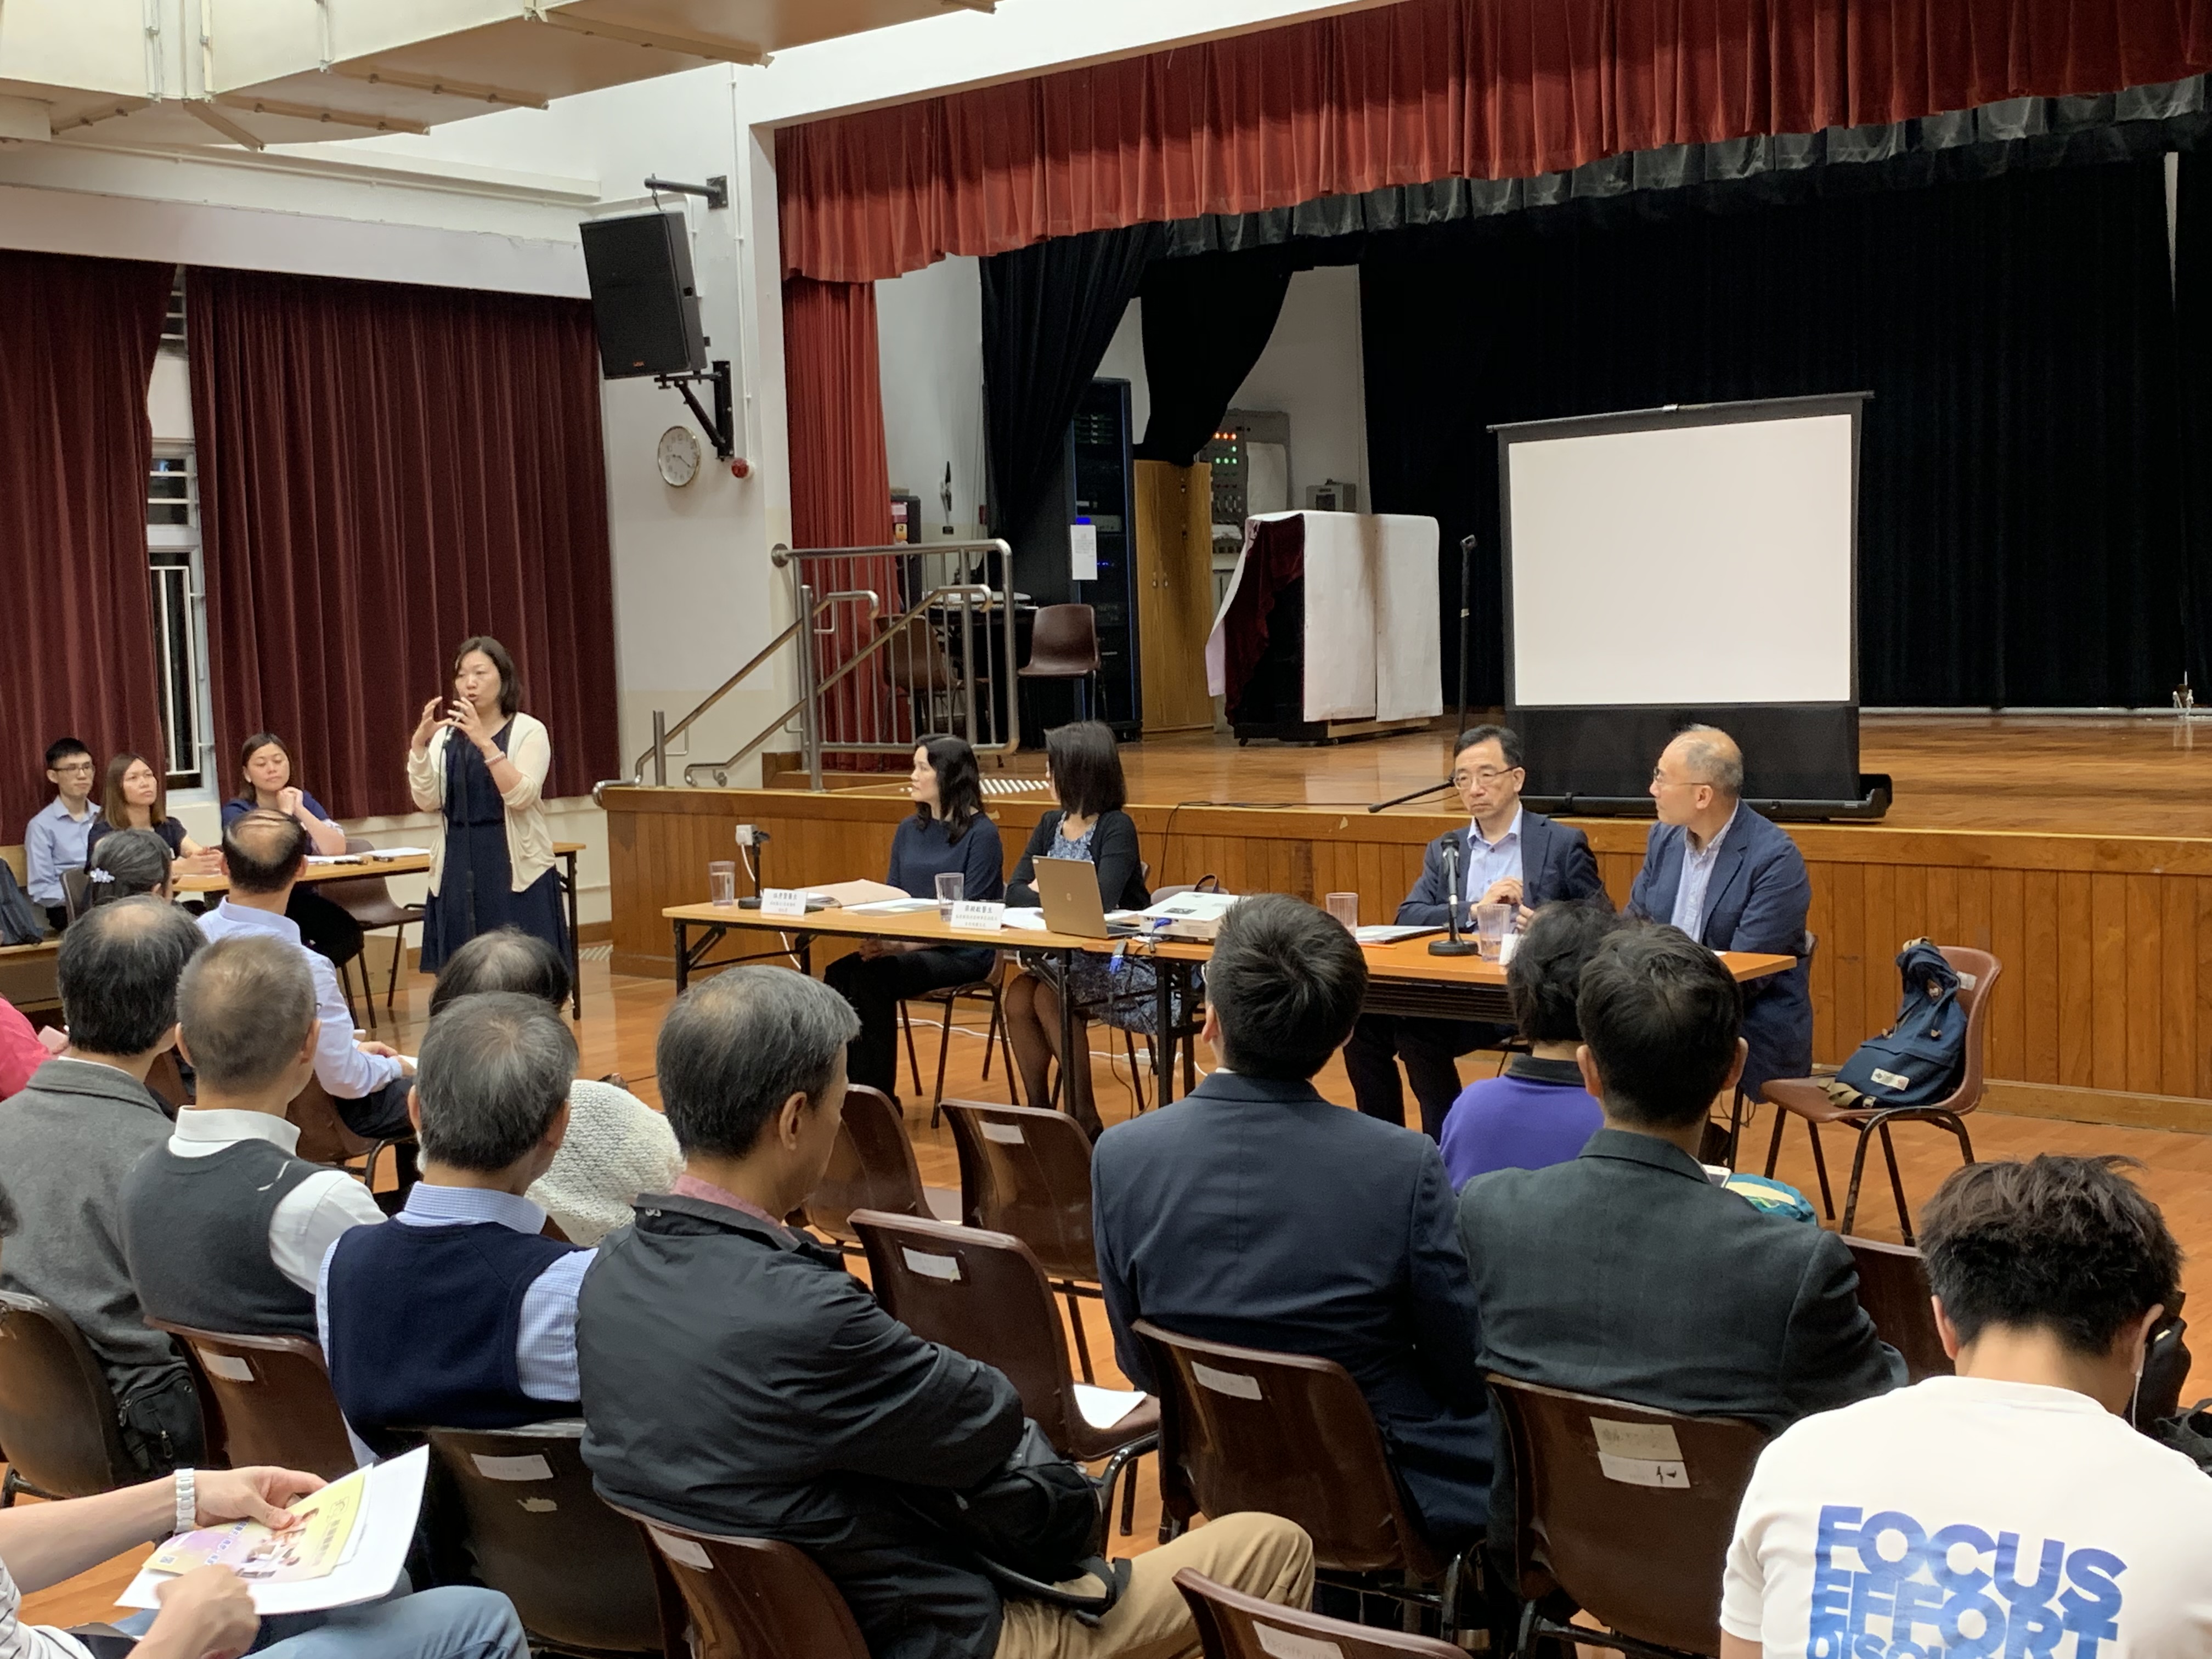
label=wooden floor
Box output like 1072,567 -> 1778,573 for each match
24,944 -> 2212,1628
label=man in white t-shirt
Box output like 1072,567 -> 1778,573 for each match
1722,1154 -> 2212,1659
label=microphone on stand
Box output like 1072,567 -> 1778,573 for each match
1429,838 -> 1477,957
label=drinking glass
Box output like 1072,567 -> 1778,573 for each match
1324,891 -> 1360,932
1474,901 -> 1515,960
936,871 -> 964,916
708,860 -> 737,907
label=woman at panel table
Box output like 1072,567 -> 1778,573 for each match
222,731 -> 364,966
824,736 -> 1005,1104
407,634 -> 563,973
84,753 -> 217,876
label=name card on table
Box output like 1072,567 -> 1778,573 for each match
950,900 -> 1006,933
758,887 -> 808,918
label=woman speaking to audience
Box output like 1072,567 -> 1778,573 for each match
408,635 -> 563,974
224,732 -> 362,963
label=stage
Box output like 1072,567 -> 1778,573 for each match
604,713 -> 2212,1130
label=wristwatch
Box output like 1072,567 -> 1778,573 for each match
173,1468 -> 196,1537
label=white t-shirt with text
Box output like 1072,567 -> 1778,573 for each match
1723,1374 -> 2212,1658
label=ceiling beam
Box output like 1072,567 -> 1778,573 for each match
212,94 -> 431,135
527,7 -> 770,67
182,99 -> 265,149
938,1 -> 997,10
327,63 -> 551,112
52,100 -> 147,136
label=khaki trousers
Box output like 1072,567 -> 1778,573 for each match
994,1513 -> 1315,1659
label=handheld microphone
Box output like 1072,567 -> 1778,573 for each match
1429,838 -> 1477,957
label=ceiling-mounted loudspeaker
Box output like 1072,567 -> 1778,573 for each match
579,208 -> 706,380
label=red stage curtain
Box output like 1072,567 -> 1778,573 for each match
0,251 -> 171,834
188,268 -> 619,820
783,276 -> 902,768
778,0 -> 2212,283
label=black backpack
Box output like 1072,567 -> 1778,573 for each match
0,861 -> 44,946
1826,939 -> 1968,1110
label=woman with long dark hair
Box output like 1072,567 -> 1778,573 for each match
824,736 -> 1005,1102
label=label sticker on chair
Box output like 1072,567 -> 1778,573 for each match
1255,1624 -> 1344,1659
519,1498 -> 558,1513
980,1122 -> 1026,1144
1956,970 -> 1977,989
471,1452 -> 554,1482
1192,1362 -> 1263,1401
1590,1418 -> 1688,1487
648,1527 -> 713,1571
902,1248 -> 963,1282
197,1350 -> 253,1382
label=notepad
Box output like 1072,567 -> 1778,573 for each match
1072,1384 -> 1148,1431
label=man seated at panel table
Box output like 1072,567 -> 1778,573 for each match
24,736 -> 98,932
1627,725 -> 1812,1103
1720,1153 -> 2212,1659
1094,894 -> 1493,1553
1344,724 -> 1607,1139
577,966 -> 1314,1659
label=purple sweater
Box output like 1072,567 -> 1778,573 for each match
1437,1057 -> 1605,1190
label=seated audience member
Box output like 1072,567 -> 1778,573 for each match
1628,726 -> 1812,1099
1436,901 -> 1618,1188
121,935 -> 384,1345
1458,925 -> 1901,1444
0,997 -> 44,1101
1094,894 -> 1492,1547
85,825 -> 176,909
223,731 -> 364,965
1721,1155 -> 2212,1659
1346,725 -> 1609,1138
578,967 -> 1313,1659
86,750 -> 215,870
199,810 -> 413,1138
0,898 -> 206,1472
0,1192 -> 528,1659
25,736 -> 97,930
320,991 -> 586,1458
825,737 -> 1005,1105
430,929 -> 680,1246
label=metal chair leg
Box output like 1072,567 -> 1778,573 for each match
1122,1027 -> 1147,1113
1062,1285 -> 1096,1384
1804,1117 -> 1836,1218
383,923 -> 407,1014
931,994 -> 956,1108
1881,1123 -> 1914,1245
1763,1105 -> 1788,1177
979,988 -> 1000,1081
1841,1128 -> 1876,1236
898,1002 -> 923,1101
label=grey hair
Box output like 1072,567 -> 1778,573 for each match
178,934 -> 317,1092
414,991 -> 578,1172
656,967 -> 860,1159
1675,725 -> 1744,795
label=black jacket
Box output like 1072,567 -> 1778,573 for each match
1005,809 -> 1149,910
576,1195 -> 1026,1659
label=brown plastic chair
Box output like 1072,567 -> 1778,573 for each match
1762,945 -> 2001,1239
426,1420 -> 671,1657
319,837 -> 425,1028
1843,1237 -> 1953,1384
1176,1568 -> 1465,1659
144,1047 -> 191,1116
1487,1374 -> 1768,1659
285,1076 -> 408,1196
851,1210 -> 1156,1533
800,1084 -> 927,1250
940,1098 -> 1104,1380
149,1320 -> 358,1481
1135,1321 -> 1469,1633
1018,603 -> 1103,720
0,1291 -> 140,1504
60,866 -> 90,924
605,1502 -> 870,1659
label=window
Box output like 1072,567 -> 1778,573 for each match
148,447 -> 215,793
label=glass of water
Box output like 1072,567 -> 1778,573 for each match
708,860 -> 738,907
935,871 -> 964,916
1474,901 -> 1515,960
1324,891 -> 1360,932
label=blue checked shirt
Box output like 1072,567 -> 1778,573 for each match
1669,803 -> 1741,941
1463,807 -> 1525,906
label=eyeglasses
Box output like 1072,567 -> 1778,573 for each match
52,763 -> 95,776
1452,767 -> 1522,789
1651,769 -> 1705,790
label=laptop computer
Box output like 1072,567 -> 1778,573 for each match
1033,857 -> 1147,939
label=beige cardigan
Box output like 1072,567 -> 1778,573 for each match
407,710 -> 554,895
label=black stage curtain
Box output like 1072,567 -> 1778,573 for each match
1133,250 -> 1296,465
1363,156 -> 2202,709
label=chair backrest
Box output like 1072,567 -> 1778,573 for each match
1843,1237 -> 1953,1384
1135,1319 -> 1437,1577
801,1084 -> 926,1247
1487,1374 -> 1768,1657
149,1320 -> 358,1481
60,866 -> 89,924
1025,604 -> 1101,674
939,1099 -> 1097,1282
426,1420 -> 667,1656
607,1502 -> 871,1659
850,1210 -> 1083,1451
317,836 -> 403,915
0,1291 -> 138,1499
1176,1568 -> 1464,1659
1934,945 -> 2001,1111
144,1047 -> 190,1115
0,845 -> 24,886
286,1077 -> 380,1167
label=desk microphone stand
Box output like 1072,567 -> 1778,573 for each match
1429,840 -> 1477,957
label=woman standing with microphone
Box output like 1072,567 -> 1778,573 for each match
408,635 -> 563,974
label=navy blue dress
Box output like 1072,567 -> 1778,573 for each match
420,723 -> 565,974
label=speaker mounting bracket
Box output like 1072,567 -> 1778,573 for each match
655,359 -> 735,461
645,174 -> 728,211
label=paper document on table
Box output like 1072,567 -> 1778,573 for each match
803,879 -> 908,907
303,856 -> 359,866
844,898 -> 940,915
359,847 -> 433,860
1073,1384 -> 1147,1430
1000,907 -> 1051,932
1354,925 -> 1442,946
121,1448 -> 427,1616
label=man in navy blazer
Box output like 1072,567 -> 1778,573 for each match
1346,725 -> 1609,1137
1628,726 -> 1812,1099
1093,894 -> 1492,1547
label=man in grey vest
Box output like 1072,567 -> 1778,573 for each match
122,934 -> 384,1344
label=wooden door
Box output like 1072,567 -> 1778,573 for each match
1135,459 -> 1216,733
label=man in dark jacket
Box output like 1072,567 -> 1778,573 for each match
577,967 -> 1311,1659
1346,725 -> 1609,1136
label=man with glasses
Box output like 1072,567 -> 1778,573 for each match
1346,724 -> 1606,1137
25,737 -> 98,932
1629,725 -> 1812,1101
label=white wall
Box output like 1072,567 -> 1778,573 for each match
875,256 -> 986,538
1231,265 -> 1368,505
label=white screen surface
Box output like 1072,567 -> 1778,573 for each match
1506,411 -> 1854,707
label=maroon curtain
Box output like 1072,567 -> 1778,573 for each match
0,251 -> 171,834
778,0 -> 2212,283
188,268 -> 619,819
